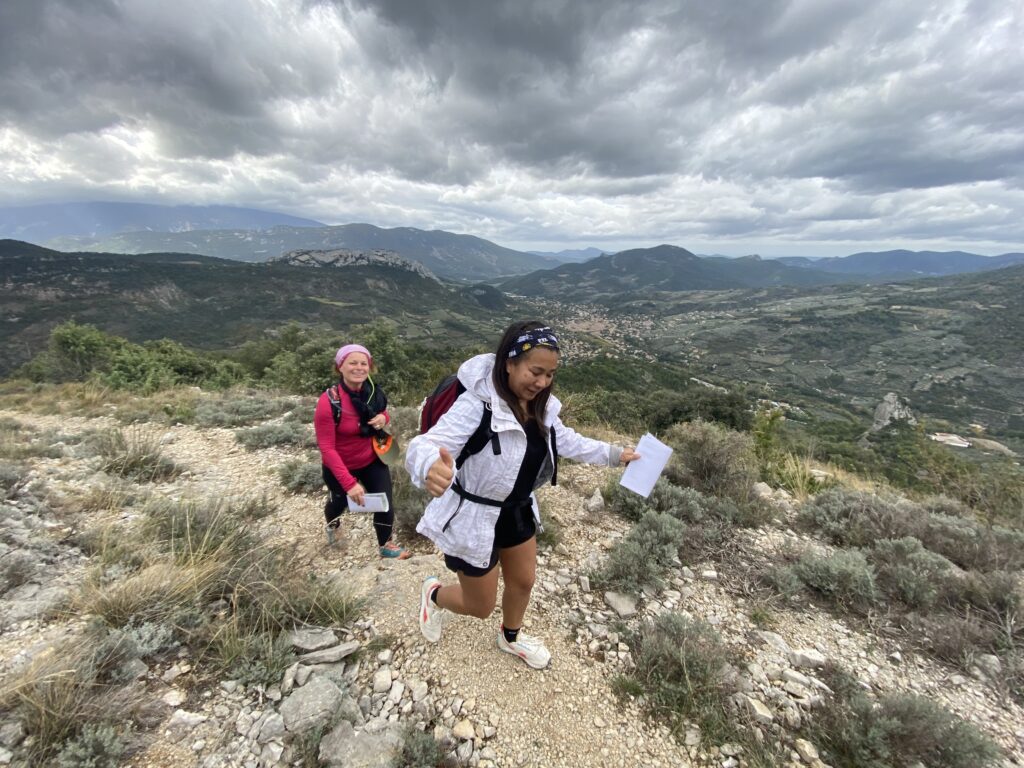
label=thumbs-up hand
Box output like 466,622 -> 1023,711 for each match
426,447 -> 455,497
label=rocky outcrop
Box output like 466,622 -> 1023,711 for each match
272,248 -> 440,282
870,392 -> 916,432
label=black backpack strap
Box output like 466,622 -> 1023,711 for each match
326,384 -> 343,425
451,480 -> 504,507
549,427 -> 558,486
455,403 -> 500,469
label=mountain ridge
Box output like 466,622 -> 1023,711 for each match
0,202 -> 323,242
45,223 -> 552,282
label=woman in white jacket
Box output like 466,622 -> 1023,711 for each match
405,320 -> 639,669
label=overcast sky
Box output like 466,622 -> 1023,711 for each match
1,0 -> 1022,256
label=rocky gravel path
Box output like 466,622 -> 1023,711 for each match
2,407 -> 1022,767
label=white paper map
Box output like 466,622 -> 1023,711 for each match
348,492 -> 390,513
619,432 -> 673,498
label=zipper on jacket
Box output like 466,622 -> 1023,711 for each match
442,497 -> 465,532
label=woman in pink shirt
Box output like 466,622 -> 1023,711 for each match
314,343 -> 410,558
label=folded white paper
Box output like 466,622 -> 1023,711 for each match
619,432 -> 673,498
348,492 -> 390,513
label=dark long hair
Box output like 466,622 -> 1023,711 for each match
492,320 -> 558,427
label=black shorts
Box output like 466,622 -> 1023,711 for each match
444,499 -> 537,577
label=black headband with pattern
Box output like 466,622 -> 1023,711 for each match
507,326 -> 560,359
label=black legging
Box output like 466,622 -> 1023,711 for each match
322,458 -> 395,547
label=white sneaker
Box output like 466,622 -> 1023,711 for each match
419,576 -> 444,643
497,630 -> 551,669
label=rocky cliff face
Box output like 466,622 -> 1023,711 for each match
273,248 -> 440,282
870,392 -> 917,432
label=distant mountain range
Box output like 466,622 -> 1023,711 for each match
4,201 -> 1023,285
45,222 -> 553,282
528,246 -> 607,263
0,202 -> 323,242
776,250 -> 1024,277
0,239 -> 507,375
500,245 -> 864,298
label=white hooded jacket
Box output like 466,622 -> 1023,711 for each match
406,353 -> 622,569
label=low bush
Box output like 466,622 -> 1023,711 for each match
793,549 -> 879,613
536,506 -> 563,550
82,498 -> 363,683
0,460 -> 22,492
799,488 -> 920,548
55,723 -> 125,768
957,570 -> 1023,648
93,427 -> 181,482
918,513 -> 1024,572
758,564 -> 805,599
592,511 -> 686,594
906,612 -> 1001,666
195,396 -> 297,427
867,537 -> 954,609
1,552 -> 38,593
0,421 -> 72,463
592,539 -> 666,595
142,498 -> 255,561
0,632 -> 146,765
805,665 -> 1001,768
662,420 -> 758,504
623,612 -> 779,763
391,465 -> 431,538
395,724 -> 456,768
235,422 -> 314,450
279,459 -> 324,495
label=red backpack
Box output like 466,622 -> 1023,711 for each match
419,374 -> 500,469
417,373 -> 559,486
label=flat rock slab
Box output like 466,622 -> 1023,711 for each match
288,628 -> 339,652
299,640 -> 360,665
319,721 -> 403,768
280,676 -> 343,734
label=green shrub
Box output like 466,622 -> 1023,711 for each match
593,511 -> 686,594
799,488 -> 920,548
391,464 -> 431,538
1,552 -> 37,593
235,422 -> 314,450
395,724 -> 454,768
93,427 -> 181,482
43,321 -> 122,382
919,513 -> 1024,572
662,420 -> 758,504
56,723 -> 125,768
868,538 -> 954,609
628,511 -> 687,566
957,571 -> 1023,647
759,564 -> 805,599
142,497 -> 257,561
608,477 -> 768,564
1,634 -> 145,765
536,506 -> 563,550
806,665 -> 1001,768
592,539 -> 667,595
604,476 -> 657,521
279,459 -> 323,495
629,613 -> 729,723
0,460 -> 21,491
643,387 -> 753,433
793,549 -> 879,612
624,612 -> 777,762
195,396 -> 297,427
905,613 -> 1000,665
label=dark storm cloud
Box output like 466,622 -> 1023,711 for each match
1,0 -> 1022,251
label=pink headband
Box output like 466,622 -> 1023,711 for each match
335,344 -> 372,368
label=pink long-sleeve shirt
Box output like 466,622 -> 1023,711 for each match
314,387 -> 390,491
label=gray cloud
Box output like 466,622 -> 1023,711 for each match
0,0 -> 1022,254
